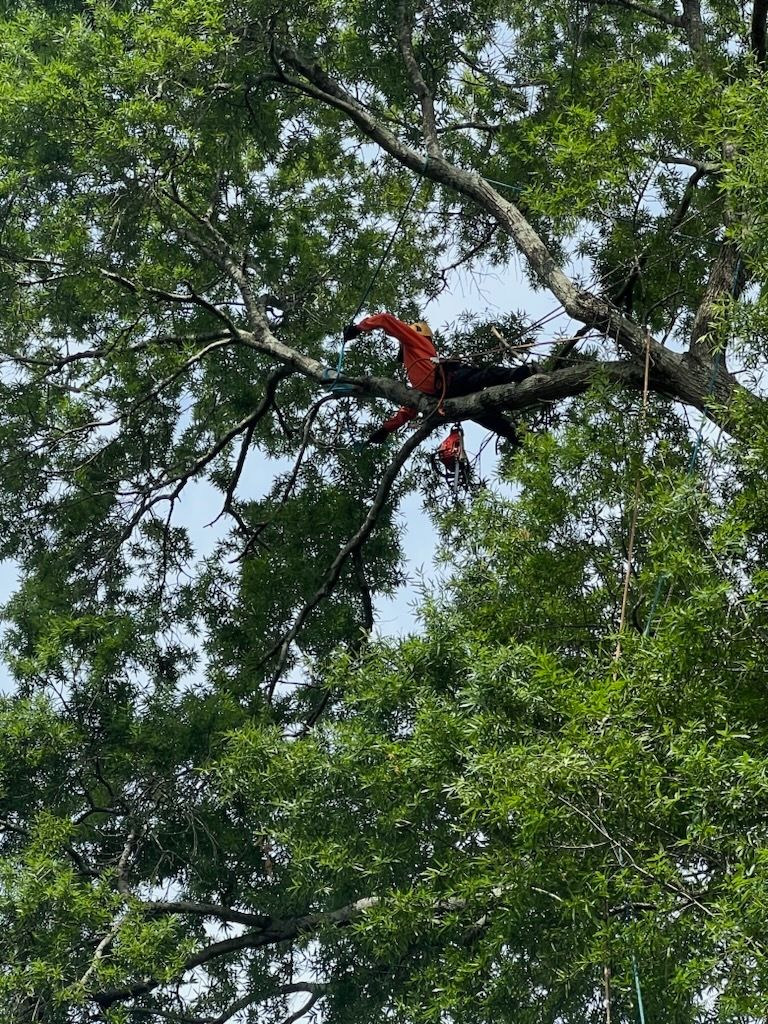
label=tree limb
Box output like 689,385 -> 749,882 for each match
586,0 -> 683,29
688,240 -> 744,363
141,900 -> 272,928
352,547 -> 374,633
265,418 -> 439,696
680,0 -> 706,51
397,2 -> 442,159
752,0 -> 768,63
91,897 -> 381,1008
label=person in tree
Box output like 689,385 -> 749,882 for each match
343,313 -> 538,444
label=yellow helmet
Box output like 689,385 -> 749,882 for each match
409,320 -> 433,340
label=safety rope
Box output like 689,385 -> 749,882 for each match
632,953 -> 648,1024
328,160 -> 428,393
641,256 -> 740,638
606,332 -> 652,1024
605,256 -> 742,1024
614,331 -> 652,656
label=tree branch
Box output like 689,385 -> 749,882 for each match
587,0 -> 683,29
752,0 -> 768,63
680,0 -> 706,51
688,240 -> 744,363
92,897 -> 381,1008
210,366 -> 294,527
141,900 -> 272,928
352,547 -> 374,633
265,418 -> 439,696
397,2 -> 442,158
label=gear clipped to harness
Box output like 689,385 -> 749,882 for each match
431,423 -> 473,494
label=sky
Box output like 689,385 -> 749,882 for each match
373,258 -> 578,635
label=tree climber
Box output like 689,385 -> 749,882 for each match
343,313 -> 538,444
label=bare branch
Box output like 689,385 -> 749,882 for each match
210,366 -> 295,526
92,897 -> 381,1008
656,154 -> 719,173
612,165 -> 710,312
114,398 -> 282,546
437,120 -> 501,134
115,828 -> 139,895
210,985 -> 329,1024
156,185 -> 265,329
397,2 -> 442,158
78,920 -> 123,989
141,900 -> 272,928
586,0 -> 683,29
281,991 -> 321,1024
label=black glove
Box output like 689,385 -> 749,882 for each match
368,427 -> 390,445
343,322 -> 362,343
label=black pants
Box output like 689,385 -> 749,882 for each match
444,364 -> 536,443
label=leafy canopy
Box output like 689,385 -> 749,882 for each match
1,1 -> 768,1022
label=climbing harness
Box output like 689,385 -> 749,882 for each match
431,423 -> 473,494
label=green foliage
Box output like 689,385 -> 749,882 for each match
0,1 -> 768,1022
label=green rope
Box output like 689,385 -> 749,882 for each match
632,954 -> 647,1024
482,174 -> 523,193
329,159 -> 428,393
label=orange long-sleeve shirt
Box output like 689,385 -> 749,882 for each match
357,313 -> 439,434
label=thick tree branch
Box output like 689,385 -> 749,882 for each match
587,0 -> 683,29
752,0 -> 768,63
446,357 -> 745,433
680,0 -> 706,51
92,897 -> 381,1008
688,240 -> 744,363
397,2 -> 442,159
